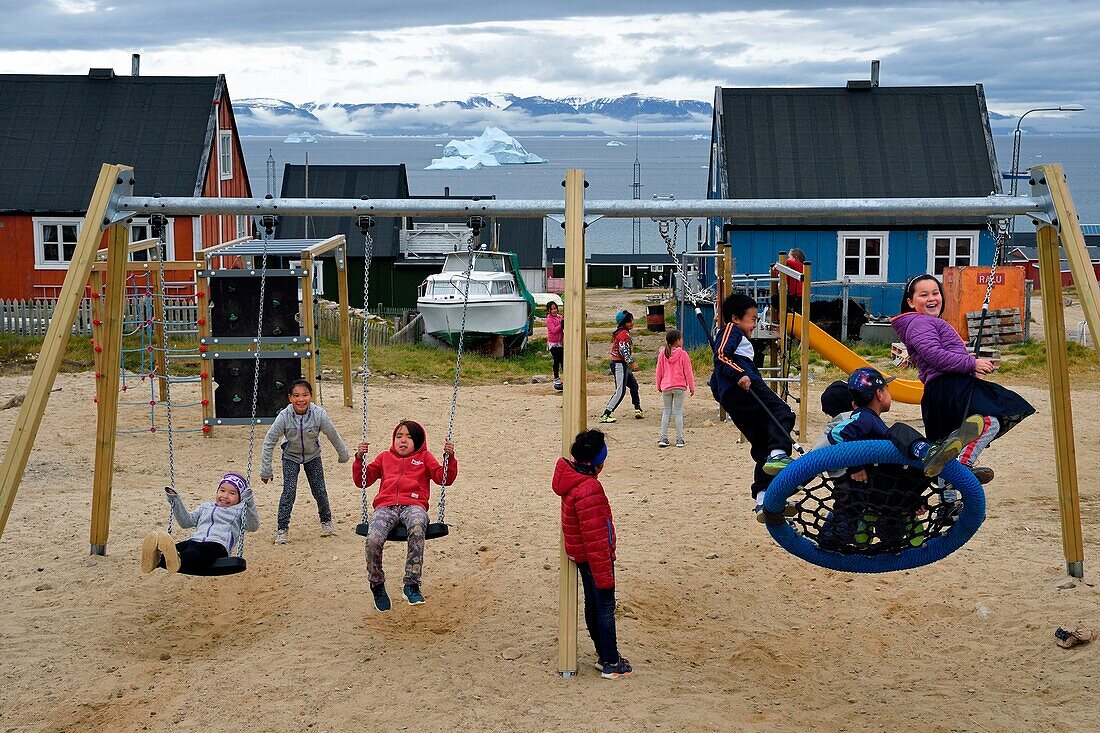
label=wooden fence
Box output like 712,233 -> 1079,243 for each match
315,307 -> 423,347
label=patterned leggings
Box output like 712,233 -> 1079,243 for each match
364,504 -> 428,586
277,456 -> 332,531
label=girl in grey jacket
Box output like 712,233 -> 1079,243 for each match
141,472 -> 260,574
260,379 -> 350,544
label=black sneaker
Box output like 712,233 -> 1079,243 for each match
370,582 -> 391,613
601,657 -> 633,679
403,583 -> 426,605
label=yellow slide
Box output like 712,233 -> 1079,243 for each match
786,313 -> 924,404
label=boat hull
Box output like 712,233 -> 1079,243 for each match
417,298 -> 530,346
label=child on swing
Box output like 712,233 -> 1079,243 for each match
552,429 -> 632,679
352,420 -> 457,611
140,473 -> 260,574
709,293 -> 796,519
260,379 -> 351,545
892,274 -> 1035,484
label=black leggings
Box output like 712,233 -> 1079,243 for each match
550,346 -> 564,379
720,381 -> 795,498
159,539 -> 228,573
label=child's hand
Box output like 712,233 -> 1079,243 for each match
240,486 -> 254,504
851,469 -> 869,482
443,441 -> 455,457
356,441 -> 370,460
629,361 -> 638,371
690,390 -> 695,397
738,375 -> 751,391
164,486 -> 178,497
975,359 -> 995,375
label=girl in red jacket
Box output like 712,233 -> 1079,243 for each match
352,420 -> 457,612
552,429 -> 632,679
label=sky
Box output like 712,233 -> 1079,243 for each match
4,0 -> 1099,130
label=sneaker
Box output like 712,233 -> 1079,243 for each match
554,378 -> 563,392
969,466 -> 995,484
762,455 -> 793,476
403,584 -> 426,605
594,659 -> 607,671
921,415 -> 984,477
320,521 -> 337,537
754,502 -> 799,524
274,529 -> 289,545
675,438 -> 686,448
140,532 -> 162,574
601,657 -> 633,679
598,413 -> 617,424
634,409 -> 645,419
370,582 -> 391,612
657,437 -> 670,448
156,532 -> 180,573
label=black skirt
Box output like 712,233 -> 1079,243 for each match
922,373 -> 1035,441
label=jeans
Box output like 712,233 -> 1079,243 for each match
277,456 -> 332,530
660,389 -> 686,441
577,562 -> 620,665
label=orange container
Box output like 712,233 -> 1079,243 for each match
941,265 -> 1027,341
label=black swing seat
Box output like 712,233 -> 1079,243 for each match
355,522 -> 450,542
177,556 -> 247,577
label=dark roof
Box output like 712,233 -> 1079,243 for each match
496,218 -> 544,269
1007,245 -> 1100,263
0,72 -> 222,213
1010,231 -> 1100,251
277,164 -> 410,257
715,85 -> 1000,226
547,247 -> 676,266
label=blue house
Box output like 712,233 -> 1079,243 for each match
706,72 -> 1002,316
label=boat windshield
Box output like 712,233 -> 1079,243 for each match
491,280 -> 515,295
442,253 -> 507,274
425,279 -> 491,298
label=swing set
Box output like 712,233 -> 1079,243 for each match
0,163 -> 1095,675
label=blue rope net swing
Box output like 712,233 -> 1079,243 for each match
760,440 -> 985,573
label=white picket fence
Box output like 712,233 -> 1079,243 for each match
0,297 -> 198,337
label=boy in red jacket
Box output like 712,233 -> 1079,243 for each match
552,429 -> 632,679
353,420 -> 457,612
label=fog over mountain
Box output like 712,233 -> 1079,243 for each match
235,93 -> 713,136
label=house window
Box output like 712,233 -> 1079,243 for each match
837,231 -> 889,283
128,218 -> 174,262
34,218 -> 81,268
622,266 -> 632,277
927,231 -> 979,275
651,264 -> 664,273
236,215 -> 251,239
219,130 -> 233,180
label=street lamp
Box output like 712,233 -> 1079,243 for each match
1009,104 -> 1085,197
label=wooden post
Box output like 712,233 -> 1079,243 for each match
1039,164 -> 1100,352
558,169 -> 586,677
89,222 -> 131,554
301,254 -> 318,390
150,264 -> 168,403
197,266 -> 214,437
0,164 -> 126,542
90,270 -> 105,407
798,261 -> 812,443
336,244 -> 353,407
1037,224 -> 1085,578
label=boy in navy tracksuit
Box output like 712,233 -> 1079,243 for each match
710,294 -> 795,517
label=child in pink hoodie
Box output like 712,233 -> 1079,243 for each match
654,329 -> 695,447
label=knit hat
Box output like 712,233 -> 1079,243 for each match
847,367 -> 895,405
615,310 -> 631,326
820,380 -> 853,417
220,472 -> 248,494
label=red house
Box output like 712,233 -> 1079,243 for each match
0,68 -> 252,300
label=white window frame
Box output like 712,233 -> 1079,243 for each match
219,130 -> 234,180
651,264 -> 664,273
836,231 -> 889,283
127,217 -> 176,262
33,217 -> 82,269
622,265 -> 632,277
235,215 -> 251,239
926,230 -> 980,276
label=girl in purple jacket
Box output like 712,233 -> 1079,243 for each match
892,274 -> 1034,483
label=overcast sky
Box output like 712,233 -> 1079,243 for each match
5,0 -> 1098,129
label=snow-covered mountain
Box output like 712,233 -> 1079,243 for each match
234,93 -> 713,136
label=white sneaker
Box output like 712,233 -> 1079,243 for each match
320,521 -> 337,537
274,529 -> 289,545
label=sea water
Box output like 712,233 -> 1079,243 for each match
241,135 -> 1100,255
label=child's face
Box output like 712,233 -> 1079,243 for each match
907,280 -> 942,317
872,387 -> 892,413
674,336 -> 683,348
215,482 -> 241,507
393,425 -> 416,456
732,307 -> 758,337
622,318 -> 634,331
548,304 -> 558,315
289,385 -> 312,413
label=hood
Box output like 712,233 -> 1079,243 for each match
389,420 -> 429,458
552,456 -> 596,497
890,311 -> 926,341
666,346 -> 688,362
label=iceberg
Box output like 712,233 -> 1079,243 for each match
426,126 -> 546,170
606,140 -> 625,147
284,132 -> 319,143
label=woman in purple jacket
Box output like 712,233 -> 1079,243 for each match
892,275 -> 1034,483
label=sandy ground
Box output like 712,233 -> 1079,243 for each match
2,300 -> 1100,732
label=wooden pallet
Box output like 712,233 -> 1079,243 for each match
967,307 -> 1024,345
891,342 -> 911,368
967,345 -> 1002,368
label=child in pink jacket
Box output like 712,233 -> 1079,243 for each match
655,329 -> 695,447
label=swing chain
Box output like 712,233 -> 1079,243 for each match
239,230 -> 271,558
155,222 -> 176,535
360,226 -> 375,526
973,218 -> 1008,352
437,232 -> 476,525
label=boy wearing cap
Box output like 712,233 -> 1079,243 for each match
140,472 -> 261,574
